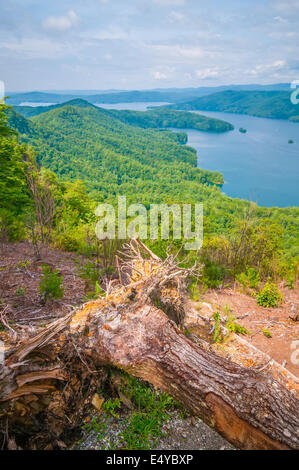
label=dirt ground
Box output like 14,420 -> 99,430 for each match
0,241 -> 87,325
203,286 -> 299,377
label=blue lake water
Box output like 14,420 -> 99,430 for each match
183,110 -> 299,208
95,102 -> 171,111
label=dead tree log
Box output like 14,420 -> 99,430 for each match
1,240 -> 298,450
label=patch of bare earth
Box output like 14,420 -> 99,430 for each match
202,286 -> 299,377
0,241 -> 86,326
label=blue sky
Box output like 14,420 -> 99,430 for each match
1,0 -> 299,91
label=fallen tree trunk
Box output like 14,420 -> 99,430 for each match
1,240 -> 298,450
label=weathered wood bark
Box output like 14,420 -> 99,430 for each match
67,302 -> 298,450
1,241 -> 298,450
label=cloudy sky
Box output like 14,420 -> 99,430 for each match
1,0 -> 299,91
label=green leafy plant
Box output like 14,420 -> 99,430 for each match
118,378 -> 174,450
103,398 -> 122,419
225,314 -> 250,336
286,274 -> 295,290
15,286 -> 26,296
236,267 -> 260,290
203,262 -> 226,289
18,260 -> 31,269
256,282 -> 283,308
188,281 -> 200,301
212,312 -> 223,343
39,264 -> 64,302
262,328 -> 272,338
82,417 -> 107,442
75,260 -> 103,284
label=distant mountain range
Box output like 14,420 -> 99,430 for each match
6,83 -> 292,105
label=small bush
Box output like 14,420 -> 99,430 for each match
203,262 -> 226,288
286,274 -> 295,290
256,282 -> 283,308
103,398 -> 122,418
236,267 -> 260,290
188,281 -> 201,301
212,312 -> 222,343
225,314 -> 250,336
0,209 -> 25,242
262,328 -> 272,338
15,287 -> 26,296
54,232 -> 80,252
39,264 -> 64,302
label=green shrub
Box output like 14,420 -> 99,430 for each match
188,281 -> 201,301
286,274 -> 295,289
262,328 -> 272,338
15,287 -> 26,296
203,261 -> 226,288
0,209 -> 25,242
103,398 -> 122,419
236,267 -> 260,289
54,232 -> 80,252
212,312 -> 222,343
39,264 -> 64,302
118,376 -> 175,450
256,282 -> 283,308
225,314 -> 250,336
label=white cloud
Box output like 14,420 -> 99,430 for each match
42,10 -> 79,32
151,65 -> 175,80
273,15 -> 288,23
248,60 -> 286,76
153,71 -> 168,79
169,11 -> 185,22
195,68 -> 219,79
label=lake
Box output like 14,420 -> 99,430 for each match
183,110 -> 299,208
95,102 -> 171,111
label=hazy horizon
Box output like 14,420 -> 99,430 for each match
6,82 -> 292,95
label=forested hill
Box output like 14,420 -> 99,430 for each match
105,108 -> 233,132
167,90 -> 299,121
14,99 -> 233,133
6,102 -> 225,203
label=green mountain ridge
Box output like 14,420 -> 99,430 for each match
6,102 -> 225,204
167,90 -> 299,121
14,99 -> 233,133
